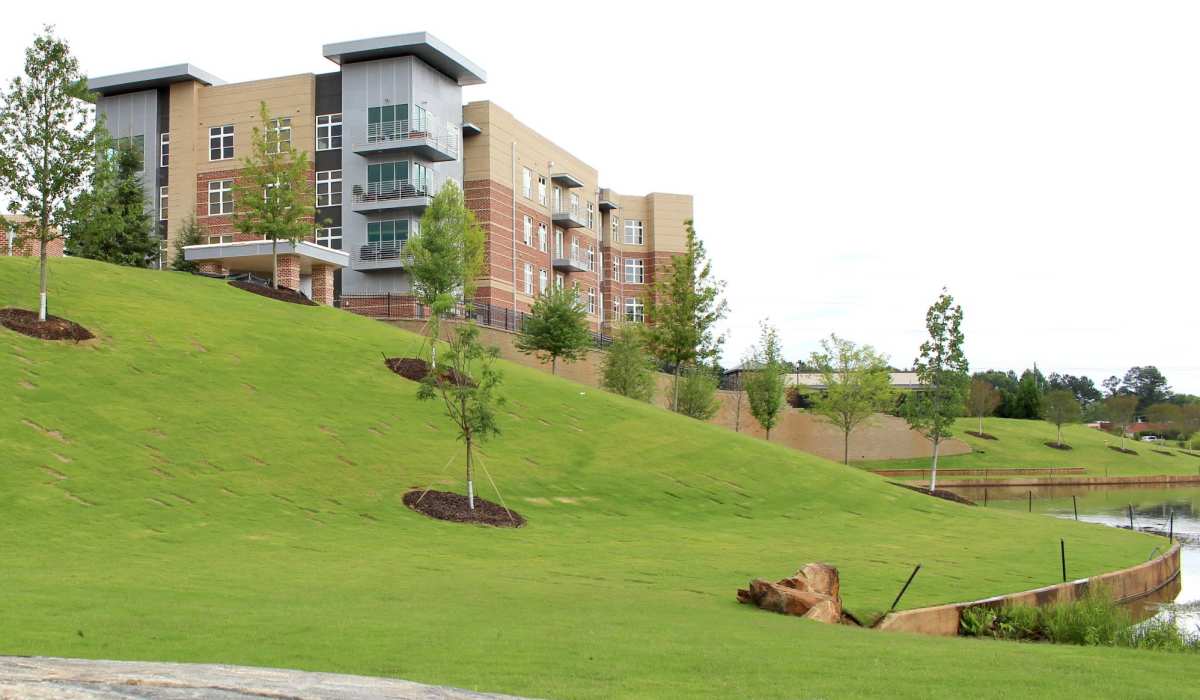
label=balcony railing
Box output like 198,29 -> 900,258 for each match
552,252 -> 592,272
351,176 -> 440,204
351,241 -> 410,271
365,117 -> 459,158
552,205 -> 588,229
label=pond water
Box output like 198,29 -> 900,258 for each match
945,483 -> 1200,634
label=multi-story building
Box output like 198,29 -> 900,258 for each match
87,32 -> 691,325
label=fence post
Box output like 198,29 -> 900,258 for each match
387,293 -> 391,318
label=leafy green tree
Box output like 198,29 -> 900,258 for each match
902,288 -> 969,491
743,321 -> 787,440
170,214 -> 204,272
1103,394 -> 1139,451
643,220 -> 728,413
1047,373 -> 1103,411
1042,389 -> 1081,447
233,102 -> 316,289
417,323 -> 504,511
65,141 -> 158,266
809,334 -> 895,464
408,180 -> 485,361
966,378 -> 1001,435
1102,375 -> 1123,398
973,369 -> 1019,417
676,364 -> 720,420
515,284 -> 592,375
600,324 -> 656,402
0,27 -> 97,320
1013,369 -> 1044,419
1121,366 -> 1172,411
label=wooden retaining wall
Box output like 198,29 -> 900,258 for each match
913,474 -> 1200,488
871,467 -> 1086,478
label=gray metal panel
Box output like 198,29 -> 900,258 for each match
322,32 -> 486,86
88,64 -> 224,96
96,90 -> 158,218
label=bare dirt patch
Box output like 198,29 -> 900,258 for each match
403,489 -> 525,528
1043,441 -> 1073,451
1109,445 -> 1139,455
228,280 -> 317,306
383,357 -> 473,386
891,482 -> 976,506
0,308 -> 94,341
21,419 -> 68,443
964,430 -> 998,440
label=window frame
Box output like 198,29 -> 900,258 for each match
209,125 -> 234,161
159,186 -> 168,222
624,297 -> 644,323
538,268 -> 548,294
624,219 -> 644,245
315,169 -> 343,208
538,222 -> 547,253
537,176 -> 547,206
267,117 -> 292,154
159,133 -> 169,167
207,179 -> 234,216
624,257 -> 644,284
522,167 -> 532,199
523,215 -> 533,246
524,263 -> 533,295
315,225 -> 343,250
316,113 -> 342,151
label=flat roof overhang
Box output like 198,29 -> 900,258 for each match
322,32 -> 487,86
183,240 -> 348,274
551,172 -> 586,189
88,64 -> 225,96
462,122 -> 482,137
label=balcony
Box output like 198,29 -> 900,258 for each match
352,117 -> 460,162
350,177 -> 439,214
551,172 -> 585,188
552,252 -> 591,273
351,241 -> 410,271
598,187 -> 619,211
552,205 -> 588,229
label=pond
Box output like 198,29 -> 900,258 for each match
945,483 -> 1199,633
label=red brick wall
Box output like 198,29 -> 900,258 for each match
1,225 -> 66,258
195,167 -> 315,242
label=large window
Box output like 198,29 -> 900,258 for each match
316,226 -> 343,250
208,179 -> 233,215
522,167 -> 532,199
624,297 -> 644,323
586,244 -> 595,271
539,268 -> 548,294
316,113 -> 342,150
587,202 -> 595,229
268,118 -> 291,154
367,104 -> 427,141
538,176 -> 547,206
524,263 -> 533,294
587,287 -> 596,315
555,227 -> 564,258
624,219 -> 644,244
624,257 -> 644,284
610,216 -> 619,244
207,234 -> 234,245
209,125 -> 233,161
316,170 -> 342,207
367,161 -> 409,196
159,186 -> 168,221
538,223 -> 547,253
523,216 -> 533,246
110,135 -> 145,171
159,133 -> 169,167
366,219 -> 409,250
611,254 -> 620,281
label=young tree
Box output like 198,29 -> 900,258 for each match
902,289 -> 969,492
600,324 -> 656,402
65,141 -> 158,266
0,27 -> 97,321
233,102 -> 316,289
676,364 -> 720,420
1042,389 -> 1081,447
1012,369 -> 1044,419
743,321 -> 787,440
416,323 -> 504,511
643,220 -> 728,413
966,378 -> 1002,435
408,180 -> 485,360
1103,394 -> 1139,451
515,284 -> 592,375
170,214 -> 204,272
809,334 -> 895,464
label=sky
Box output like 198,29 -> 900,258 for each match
2,1 -> 1198,393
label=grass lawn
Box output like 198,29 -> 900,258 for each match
0,257 -> 1193,698
863,417 -> 1200,478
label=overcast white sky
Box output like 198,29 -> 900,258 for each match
3,1 -> 1198,392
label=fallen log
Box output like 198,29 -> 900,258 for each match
737,563 -> 849,624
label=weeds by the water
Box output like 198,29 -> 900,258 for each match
960,586 -> 1200,653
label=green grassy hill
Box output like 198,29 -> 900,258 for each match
0,257 -> 1192,698
865,417 -> 1200,477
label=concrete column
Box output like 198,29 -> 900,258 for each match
276,254 -> 301,291
310,264 -> 335,306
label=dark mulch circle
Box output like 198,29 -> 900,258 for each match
1152,449 -> 1175,457
0,308 -> 94,342
228,280 -> 317,306
1181,450 -> 1200,458
403,489 -> 525,528
891,482 -> 976,506
384,357 -> 473,386
1043,441 -> 1073,451
964,431 -> 999,440
1108,445 -> 1139,455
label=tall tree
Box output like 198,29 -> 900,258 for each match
599,324 -> 656,402
675,364 -> 721,420
973,369 -> 1019,417
1121,366 -> 1172,411
515,284 -> 592,375
1102,375 -> 1123,398
170,214 -> 204,272
1042,389 -> 1081,447
408,180 -> 485,362
232,102 -> 316,290
1047,373 -> 1103,410
65,141 -> 158,266
1103,394 -> 1139,451
416,323 -> 504,511
0,27 -> 97,320
743,321 -> 787,440
809,334 -> 895,464
643,220 -> 728,413
966,378 -> 1001,435
1013,369 -> 1044,419
902,289 -> 969,492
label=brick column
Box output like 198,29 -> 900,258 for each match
276,254 -> 300,291
197,262 -> 226,276
311,264 -> 335,306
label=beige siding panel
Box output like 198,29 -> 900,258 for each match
195,74 -> 315,174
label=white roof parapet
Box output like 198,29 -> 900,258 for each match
88,64 -> 225,96
322,32 -> 486,86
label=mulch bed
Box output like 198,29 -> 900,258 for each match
0,308 -> 94,342
1108,445 -> 1139,455
384,357 -> 473,386
1043,441 -> 1073,451
964,431 -> 999,440
1182,450 -> 1200,458
228,280 -> 316,306
402,489 -> 525,528
1152,449 -> 1175,457
891,482 -> 976,506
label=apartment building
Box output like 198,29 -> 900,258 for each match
87,32 -> 691,322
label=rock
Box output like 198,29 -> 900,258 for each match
738,563 -> 846,625
802,599 -> 843,624
798,563 -> 840,599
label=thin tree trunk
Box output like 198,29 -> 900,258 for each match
979,414 -> 983,435
552,355 -> 557,375
466,435 -> 475,510
1058,423 -> 1063,447
37,226 -> 49,322
672,365 -> 681,412
929,437 -> 941,492
271,237 -> 278,289
765,426 -> 770,442
844,429 -> 850,465
734,388 -> 742,432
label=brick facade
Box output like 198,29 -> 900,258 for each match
311,264 -> 335,305
1,219 -> 66,258
275,254 -> 300,291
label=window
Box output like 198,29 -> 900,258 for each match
537,176 -> 547,205
523,215 -> 533,246
624,219 -> 644,245
208,179 -> 233,215
539,268 -> 548,294
553,186 -> 562,212
366,219 -> 409,250
207,234 -> 234,244
624,297 -> 644,323
612,295 -> 620,318
570,192 -> 580,215
522,167 -> 532,198
555,273 -> 564,289
624,257 -> 644,284
586,244 -> 595,271
538,223 -> 547,252
611,254 -> 621,281
587,287 -> 596,315
159,133 -> 169,167
315,226 -> 343,250
554,227 -> 564,258
110,135 -> 145,170
587,202 -> 595,229
367,104 -> 410,142
316,170 -> 342,207
367,161 -> 410,197
209,125 -> 234,160
610,216 -> 619,244
316,113 -> 342,150
159,186 -> 168,221
268,117 -> 291,154
523,263 -> 533,295
570,236 -> 579,263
